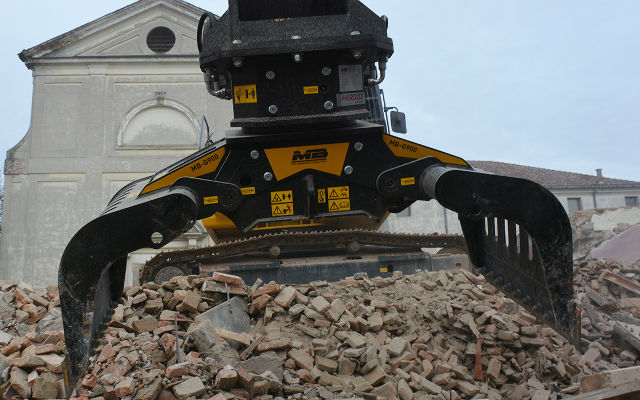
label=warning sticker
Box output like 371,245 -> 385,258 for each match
318,189 -> 326,204
337,91 -> 365,107
303,86 -> 319,95
328,199 -> 351,212
271,203 -> 294,216
401,177 -> 416,186
271,190 -> 293,204
203,196 -> 218,205
328,186 -> 349,200
234,84 -> 257,104
241,187 -> 256,195
339,65 -> 363,92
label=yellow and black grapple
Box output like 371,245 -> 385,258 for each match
58,0 -> 579,394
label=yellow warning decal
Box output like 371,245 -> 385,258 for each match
401,177 -> 416,186
234,84 -> 257,104
271,190 -> 293,204
328,186 -> 349,200
380,267 -> 388,273
328,198 -> 350,212
241,187 -> 256,195
303,86 -> 319,95
383,134 -> 469,167
271,203 -> 294,216
318,189 -> 326,204
203,196 -> 219,205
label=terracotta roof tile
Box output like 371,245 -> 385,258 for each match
468,161 -> 640,188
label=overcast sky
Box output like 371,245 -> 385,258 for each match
1,0 -> 639,181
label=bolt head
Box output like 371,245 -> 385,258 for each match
250,150 -> 260,160
268,105 -> 278,114
344,165 -> 353,175
232,57 -> 243,67
354,142 -> 363,151
321,67 -> 332,76
324,101 -> 334,111
263,172 -> 273,181
293,53 -> 302,63
351,49 -> 363,59
265,70 -> 276,80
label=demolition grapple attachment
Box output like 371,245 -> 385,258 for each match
58,0 -> 579,396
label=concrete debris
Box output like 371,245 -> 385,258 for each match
2,251 -> 640,399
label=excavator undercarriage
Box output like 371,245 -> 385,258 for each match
58,0 -> 579,395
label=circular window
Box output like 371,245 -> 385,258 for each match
146,26 -> 176,53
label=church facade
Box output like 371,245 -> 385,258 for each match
1,0 -> 233,286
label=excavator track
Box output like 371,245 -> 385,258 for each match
139,230 -> 468,284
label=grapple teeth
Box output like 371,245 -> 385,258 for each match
58,188 -> 197,398
421,164 -> 580,345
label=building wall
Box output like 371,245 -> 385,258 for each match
0,4 -> 233,286
382,187 -> 640,236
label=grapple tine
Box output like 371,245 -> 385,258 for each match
422,165 -> 580,345
58,187 -> 198,397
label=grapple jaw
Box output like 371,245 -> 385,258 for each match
58,184 -> 198,395
421,164 -> 580,345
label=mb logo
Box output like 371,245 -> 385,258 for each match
291,148 -> 328,164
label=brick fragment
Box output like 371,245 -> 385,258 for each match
288,349 -> 314,371
364,365 -> 387,386
114,377 -> 135,397
212,368 -> 236,391
172,377 -> 205,399
487,358 -> 501,381
274,286 -> 298,308
166,362 -> 190,379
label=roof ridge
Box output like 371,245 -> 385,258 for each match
19,0 -> 207,62
469,160 -> 640,187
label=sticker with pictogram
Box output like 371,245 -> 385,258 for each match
234,84 -> 257,104
317,189 -> 326,204
328,198 -> 350,212
270,190 -> 293,204
327,186 -> 349,200
241,187 -> 256,195
271,203 -> 294,216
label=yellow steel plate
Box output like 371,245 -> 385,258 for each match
383,134 -> 469,166
264,142 -> 349,181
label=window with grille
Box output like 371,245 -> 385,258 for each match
568,197 -> 583,213
625,196 -> 639,207
147,27 -> 176,53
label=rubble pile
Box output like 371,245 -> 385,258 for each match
574,258 -> 640,369
571,207 -> 640,261
1,264 -> 639,400
0,281 -> 65,399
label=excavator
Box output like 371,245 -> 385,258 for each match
58,0 -> 579,394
